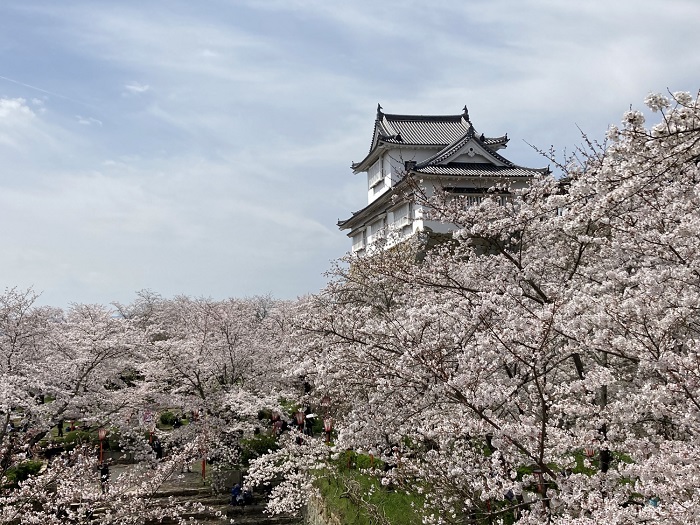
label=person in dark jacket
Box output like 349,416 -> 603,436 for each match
230,483 -> 244,506
99,463 -> 110,493
152,437 -> 163,459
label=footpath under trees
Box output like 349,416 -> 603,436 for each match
0,291 -> 297,524
278,91 -> 700,524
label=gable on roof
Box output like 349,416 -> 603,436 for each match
415,126 -> 511,169
353,105 -> 510,173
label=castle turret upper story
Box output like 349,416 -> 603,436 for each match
338,105 -> 548,253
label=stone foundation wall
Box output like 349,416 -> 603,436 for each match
304,494 -> 342,525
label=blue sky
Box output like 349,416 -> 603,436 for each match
0,0 -> 698,307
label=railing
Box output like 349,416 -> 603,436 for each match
463,195 -> 511,207
466,196 -> 483,207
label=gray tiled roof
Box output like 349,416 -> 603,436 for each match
378,113 -> 507,147
352,107 -> 510,172
415,163 -> 546,178
379,115 -> 467,145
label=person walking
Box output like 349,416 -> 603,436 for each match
152,437 -> 163,460
99,462 -> 110,494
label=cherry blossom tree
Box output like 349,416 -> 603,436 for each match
246,432 -> 331,516
0,290 -> 213,524
4,91 -> 700,524
1,289 -> 296,523
115,293 -> 299,483
0,288 -> 53,472
284,91 -> 700,524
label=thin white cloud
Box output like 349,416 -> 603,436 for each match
123,81 -> 150,94
0,97 -> 34,119
0,98 -> 35,149
75,115 -> 103,126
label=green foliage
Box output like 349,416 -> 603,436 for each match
239,433 -> 279,468
59,430 -> 94,447
49,427 -> 123,455
335,450 -> 384,471
279,399 -> 300,417
317,470 -> 422,525
310,417 -> 325,437
313,452 -> 421,525
159,411 -> 177,426
4,460 -> 43,487
119,366 -> 144,386
570,453 -> 597,476
257,408 -> 273,421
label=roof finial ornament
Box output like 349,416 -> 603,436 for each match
462,105 -> 470,120
377,103 -> 383,117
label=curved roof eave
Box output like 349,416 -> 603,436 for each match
413,164 -> 549,178
338,180 -> 412,231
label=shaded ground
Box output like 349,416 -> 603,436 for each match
108,463 -> 301,524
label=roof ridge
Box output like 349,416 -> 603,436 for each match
383,113 -> 464,122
